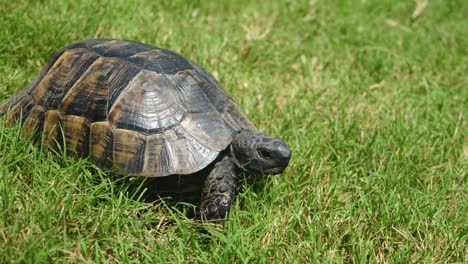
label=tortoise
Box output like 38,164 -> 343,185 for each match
0,39 -> 291,220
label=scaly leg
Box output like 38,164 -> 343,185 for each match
199,155 -> 237,220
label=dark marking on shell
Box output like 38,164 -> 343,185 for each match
62,115 -> 91,157
31,48 -> 99,109
113,128 -> 146,175
60,57 -> 139,122
21,105 -> 46,138
41,110 -> 63,151
5,95 -> 35,125
90,121 -> 114,169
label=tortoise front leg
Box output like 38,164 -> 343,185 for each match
199,155 -> 238,220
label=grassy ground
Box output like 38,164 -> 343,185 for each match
0,0 -> 466,262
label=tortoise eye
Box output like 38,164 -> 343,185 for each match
257,148 -> 273,159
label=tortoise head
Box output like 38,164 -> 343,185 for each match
230,131 -> 291,175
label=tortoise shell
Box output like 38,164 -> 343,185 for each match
0,39 -> 256,177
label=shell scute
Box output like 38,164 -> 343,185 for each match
180,112 -> 233,152
21,105 -> 46,137
32,48 -> 99,109
190,64 -> 230,112
41,110 -> 63,151
172,70 -> 218,113
112,129 -> 146,175
62,115 -> 91,157
59,56 -> 140,122
90,121 -> 114,169
108,70 -> 185,133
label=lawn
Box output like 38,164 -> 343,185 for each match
0,0 -> 466,263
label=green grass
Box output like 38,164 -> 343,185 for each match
0,0 -> 467,262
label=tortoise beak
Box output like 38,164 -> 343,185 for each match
264,148 -> 291,175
